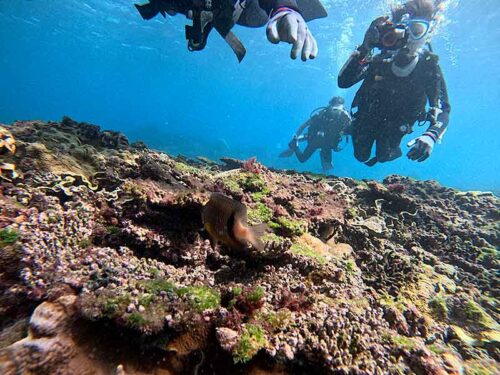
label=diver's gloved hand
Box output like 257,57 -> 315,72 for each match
279,136 -> 299,158
407,132 -> 436,162
361,16 -> 389,53
266,7 -> 318,61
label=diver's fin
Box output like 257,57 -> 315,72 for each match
279,148 -> 295,158
222,31 -> 247,62
135,2 -> 165,20
364,157 -> 378,167
236,1 -> 269,28
297,0 -> 328,22
237,0 -> 327,28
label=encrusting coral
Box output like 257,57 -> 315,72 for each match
0,117 -> 498,374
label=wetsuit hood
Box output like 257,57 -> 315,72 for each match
237,0 -> 327,27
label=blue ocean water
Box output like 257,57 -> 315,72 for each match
0,0 -> 498,192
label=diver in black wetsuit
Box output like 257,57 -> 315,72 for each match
280,96 -> 351,172
338,0 -> 451,166
134,0 -> 327,62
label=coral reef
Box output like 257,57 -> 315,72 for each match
0,118 -> 498,374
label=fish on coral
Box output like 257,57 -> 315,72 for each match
202,193 -> 267,251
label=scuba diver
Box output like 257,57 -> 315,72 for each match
338,0 -> 451,166
134,0 -> 327,62
280,96 -> 351,172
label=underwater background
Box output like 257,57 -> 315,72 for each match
0,0 -> 498,192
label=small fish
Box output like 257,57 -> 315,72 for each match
202,193 -> 267,251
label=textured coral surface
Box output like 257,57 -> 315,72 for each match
0,118 -> 498,374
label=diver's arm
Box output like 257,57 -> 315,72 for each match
338,49 -> 370,88
338,16 -> 389,88
425,63 -> 451,142
407,61 -> 450,162
263,0 -> 318,61
295,117 -> 313,137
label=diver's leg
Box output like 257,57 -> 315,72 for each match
295,143 -> 317,163
376,126 -> 405,162
351,118 -> 375,162
320,148 -> 333,172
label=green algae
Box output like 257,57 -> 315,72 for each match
237,172 -> 268,192
221,171 -> 269,196
78,238 -> 93,249
233,324 -> 268,364
0,228 -> 19,247
246,286 -> 264,304
248,203 -> 273,224
142,279 -> 220,313
261,232 -> 287,246
105,225 -> 120,235
143,279 -> 176,295
379,293 -> 407,312
463,300 -> 497,330
259,309 -> 292,330
477,247 -> 498,264
465,363 -> 497,375
222,177 -> 243,195
344,259 -> 356,274
138,294 -> 154,307
427,343 -> 446,355
149,268 -> 160,278
276,217 -> 307,237
95,292 -> 132,319
174,161 -> 198,174
429,295 -> 449,320
232,286 -> 243,296
346,207 -> 358,218
250,191 -> 269,202
450,325 -> 478,346
177,286 -> 220,312
383,333 -> 420,351
127,312 -> 147,328
290,243 -> 327,264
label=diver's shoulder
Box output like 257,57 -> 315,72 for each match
421,49 -> 440,63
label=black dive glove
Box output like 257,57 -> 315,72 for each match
359,16 -> 389,55
407,132 -> 436,162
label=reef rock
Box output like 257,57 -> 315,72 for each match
0,118 -> 498,374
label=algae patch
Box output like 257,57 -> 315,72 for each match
0,228 -> 19,247
233,324 -> 268,364
177,285 -> 221,312
290,243 -> 327,264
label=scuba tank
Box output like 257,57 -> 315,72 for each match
309,106 -> 327,118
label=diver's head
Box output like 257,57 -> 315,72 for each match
392,0 -> 436,56
329,96 -> 345,108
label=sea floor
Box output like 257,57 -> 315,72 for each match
0,118 -> 498,374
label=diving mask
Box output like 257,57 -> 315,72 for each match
375,16 -> 431,50
400,17 -> 430,40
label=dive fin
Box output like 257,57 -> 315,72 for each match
135,2 -> 164,20
237,0 -> 327,27
364,157 -> 378,167
297,0 -> 328,22
237,1 -> 269,27
279,148 -> 295,158
222,31 -> 247,63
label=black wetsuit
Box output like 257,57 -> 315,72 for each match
136,0 -> 300,19
338,48 -> 451,164
135,0 -> 301,59
295,108 -> 351,167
